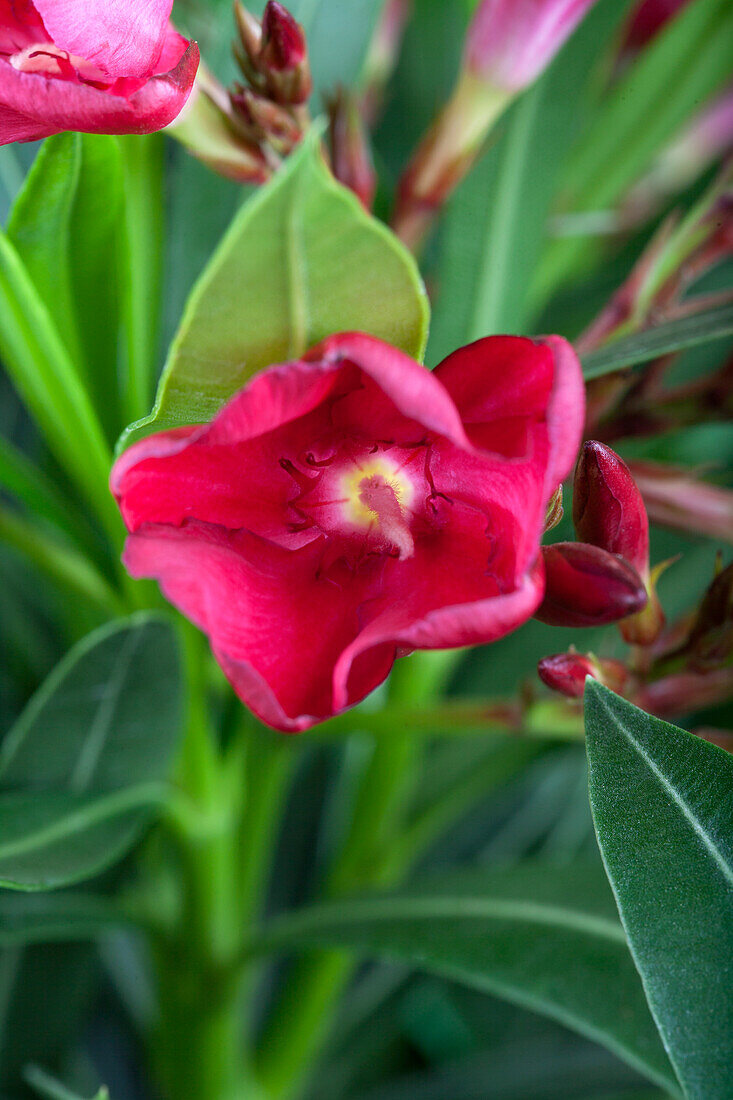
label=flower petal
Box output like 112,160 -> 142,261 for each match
0,41 -> 198,143
33,0 -> 173,78
122,522 -> 393,731
333,503 -> 545,709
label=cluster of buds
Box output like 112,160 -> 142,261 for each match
230,2 -> 311,157
170,1 -> 310,182
538,444 -> 733,728
535,441 -> 661,639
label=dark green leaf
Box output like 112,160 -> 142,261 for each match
585,683 -> 733,1100
0,615 -> 183,889
252,862 -> 679,1094
119,129 -> 429,449
581,302 -> 733,378
0,787 -> 164,891
0,891 -> 121,947
25,1064 -> 109,1100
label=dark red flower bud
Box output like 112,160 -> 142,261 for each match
535,542 -> 648,628
538,651 -> 628,698
328,90 -> 377,210
573,441 -> 649,576
260,1 -> 311,103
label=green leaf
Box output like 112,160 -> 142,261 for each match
535,0 -> 733,301
0,230 -> 118,538
428,0 -> 623,361
585,683 -> 733,1100
120,129 -> 429,449
25,1065 -> 109,1100
251,862 -> 679,1094
581,302 -> 733,379
0,787 -> 165,892
118,134 -> 165,425
0,892 -> 121,948
7,134 -> 124,440
0,614 -> 183,890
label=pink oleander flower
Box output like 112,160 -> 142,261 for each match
465,0 -> 599,92
0,0 -> 199,144
111,333 -> 584,731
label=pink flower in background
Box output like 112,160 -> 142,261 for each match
112,333 -> 584,731
465,0 -> 599,92
0,0 -> 199,144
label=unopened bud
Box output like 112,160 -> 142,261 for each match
465,0 -> 599,93
574,441 -> 664,645
327,90 -> 376,210
573,441 -> 649,575
538,651 -> 628,698
231,86 -> 302,148
234,1 -> 263,63
169,70 -> 270,184
685,561 -> 733,670
535,542 -> 648,628
619,0 -> 690,60
260,1 -> 311,104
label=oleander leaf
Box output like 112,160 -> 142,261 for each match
585,683 -> 733,1100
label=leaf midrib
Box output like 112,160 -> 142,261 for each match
593,690 -> 733,890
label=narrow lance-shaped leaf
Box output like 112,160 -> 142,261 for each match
585,682 -> 733,1100
581,301 -> 733,379
249,862 -> 680,1094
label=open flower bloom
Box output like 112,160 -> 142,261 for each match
112,333 -> 584,731
0,0 -> 199,143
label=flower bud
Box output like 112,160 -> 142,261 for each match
573,441 -> 649,575
538,651 -> 628,698
619,0 -> 690,59
260,1 -> 311,104
573,442 -> 664,645
231,86 -> 302,149
535,542 -> 648,628
327,90 -> 377,210
169,70 -> 270,183
465,0 -> 600,93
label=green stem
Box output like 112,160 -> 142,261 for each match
153,626 -> 249,1100
254,651 -> 464,1098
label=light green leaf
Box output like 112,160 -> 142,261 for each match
0,230 -> 118,539
118,134 -> 165,425
7,133 -> 124,440
120,129 -> 429,450
251,862 -> 679,1094
585,683 -> 733,1100
581,302 -> 733,379
0,614 -> 183,890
